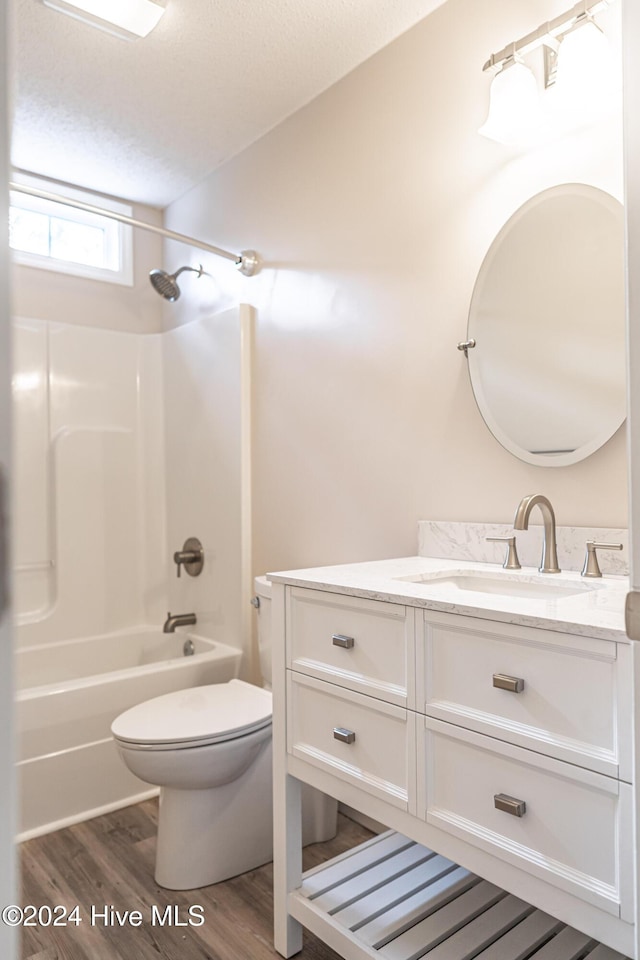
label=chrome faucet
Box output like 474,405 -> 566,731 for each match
513,494 -> 561,574
163,611 -> 197,633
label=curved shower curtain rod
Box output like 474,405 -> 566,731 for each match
8,180 -> 261,277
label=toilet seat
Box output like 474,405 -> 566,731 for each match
111,679 -> 272,751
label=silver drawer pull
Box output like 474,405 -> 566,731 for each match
333,727 -> 356,744
494,793 -> 526,817
493,673 -> 525,693
332,634 -> 355,649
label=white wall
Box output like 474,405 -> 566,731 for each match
625,0 -> 640,590
165,0 -> 627,578
1,0 -> 16,952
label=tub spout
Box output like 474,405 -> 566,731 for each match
163,612 -> 197,633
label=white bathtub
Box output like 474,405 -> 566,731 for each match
16,628 -> 243,840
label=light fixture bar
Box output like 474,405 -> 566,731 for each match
482,0 -> 614,72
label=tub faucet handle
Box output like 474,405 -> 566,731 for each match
173,537 -> 204,578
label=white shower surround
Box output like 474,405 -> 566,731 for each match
13,306 -> 252,837
13,318 -> 167,636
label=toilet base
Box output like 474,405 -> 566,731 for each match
155,737 -> 274,890
152,736 -> 338,889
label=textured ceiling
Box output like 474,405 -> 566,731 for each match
11,0 -> 448,208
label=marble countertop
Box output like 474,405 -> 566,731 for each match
268,556 -> 630,642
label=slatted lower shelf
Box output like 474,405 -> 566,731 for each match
289,831 -> 629,960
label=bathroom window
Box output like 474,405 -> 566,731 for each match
9,175 -> 134,286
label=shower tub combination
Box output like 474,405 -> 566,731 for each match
9,181 -> 260,842
16,628 -> 242,840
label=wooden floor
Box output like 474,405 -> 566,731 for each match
20,800 -> 373,960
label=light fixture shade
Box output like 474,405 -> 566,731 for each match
41,0 -> 166,39
479,58 -> 544,146
552,18 -> 620,117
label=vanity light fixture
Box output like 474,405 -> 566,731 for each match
479,0 -> 616,144
552,13 -> 619,113
478,54 -> 544,146
40,0 -> 166,40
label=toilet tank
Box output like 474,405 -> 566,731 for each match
254,576 -> 272,687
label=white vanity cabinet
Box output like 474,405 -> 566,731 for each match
285,586 -> 417,812
272,577 -> 635,960
417,610 -> 634,924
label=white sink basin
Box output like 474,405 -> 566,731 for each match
395,569 -> 601,601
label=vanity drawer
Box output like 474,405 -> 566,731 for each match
287,671 -> 413,810
421,718 -> 632,919
286,586 -> 412,706
419,611 -> 628,778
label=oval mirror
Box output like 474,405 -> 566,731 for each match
466,184 -> 626,466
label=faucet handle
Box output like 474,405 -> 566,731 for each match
486,536 -> 521,570
173,537 -> 204,579
581,541 -> 623,579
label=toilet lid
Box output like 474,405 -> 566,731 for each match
111,679 -> 272,748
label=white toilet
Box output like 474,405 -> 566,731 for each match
111,576 -> 337,890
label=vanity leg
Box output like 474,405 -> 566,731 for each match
273,773 -> 303,957
271,581 -> 303,957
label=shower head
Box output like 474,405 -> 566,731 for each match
149,264 -> 204,301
